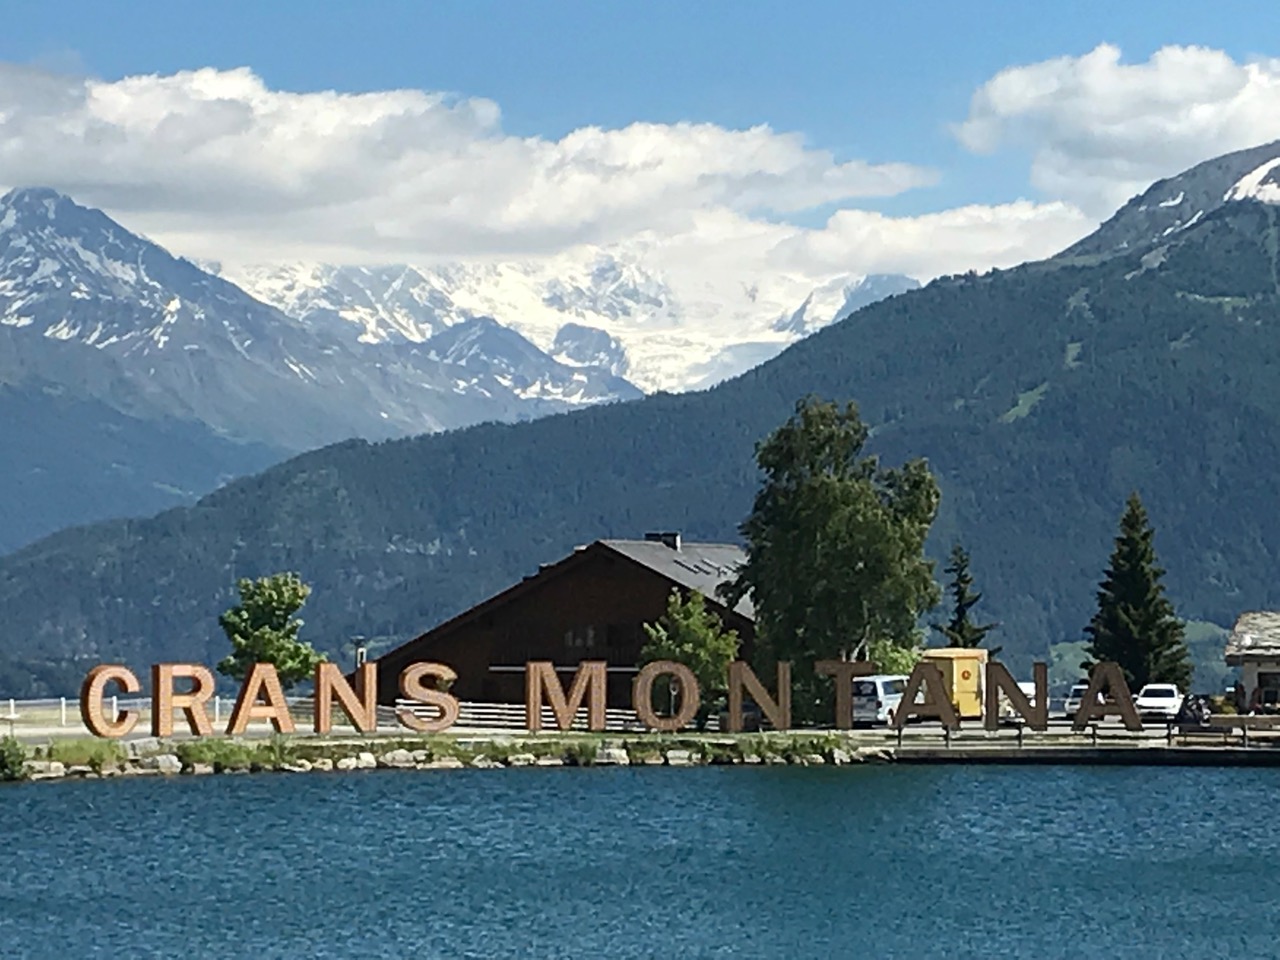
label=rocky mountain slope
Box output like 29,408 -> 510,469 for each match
0,189 -> 640,552
6,142 -> 1280,695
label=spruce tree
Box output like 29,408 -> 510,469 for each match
932,543 -> 998,649
1084,493 -> 1192,690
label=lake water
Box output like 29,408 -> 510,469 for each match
0,765 -> 1274,958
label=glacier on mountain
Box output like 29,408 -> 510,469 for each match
225,255 -> 919,393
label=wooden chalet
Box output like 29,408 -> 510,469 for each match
1226,611 -> 1280,711
374,532 -> 756,707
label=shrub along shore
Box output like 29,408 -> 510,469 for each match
0,732 -> 895,783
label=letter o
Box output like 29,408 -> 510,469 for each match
633,661 -> 700,732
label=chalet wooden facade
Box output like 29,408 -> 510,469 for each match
374,532 -> 756,707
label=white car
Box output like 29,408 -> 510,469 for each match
1133,683 -> 1184,720
852,675 -> 908,725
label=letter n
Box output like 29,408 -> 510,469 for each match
314,662 -> 378,734
525,661 -> 606,732
727,661 -> 791,732
894,662 -> 959,730
1072,661 -> 1142,732
984,661 -> 1048,731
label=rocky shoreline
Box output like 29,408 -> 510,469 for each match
5,733 -> 896,783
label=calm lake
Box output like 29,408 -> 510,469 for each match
0,765 -> 1273,958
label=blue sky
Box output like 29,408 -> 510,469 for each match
2,0 -> 1270,216
0,2 -> 1277,285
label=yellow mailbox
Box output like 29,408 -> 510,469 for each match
922,648 -> 989,719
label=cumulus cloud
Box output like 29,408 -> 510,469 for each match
956,43 -> 1280,216
773,201 -> 1091,278
0,63 -> 936,264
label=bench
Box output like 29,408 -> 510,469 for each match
1168,714 -> 1280,747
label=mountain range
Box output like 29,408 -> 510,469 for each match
0,188 -> 910,553
5,140 -> 1280,695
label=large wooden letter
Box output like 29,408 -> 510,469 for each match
397,662 -> 460,733
984,661 -> 1048,731
80,665 -> 141,738
226,663 -> 295,735
314,662 -> 378,734
894,661 -> 960,729
152,663 -> 217,737
1072,661 -> 1142,731
815,660 -> 877,729
633,660 -> 700,732
727,661 -> 791,732
525,661 -> 607,732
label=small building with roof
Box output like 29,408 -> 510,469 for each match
373,532 -> 755,707
1225,611 -> 1280,711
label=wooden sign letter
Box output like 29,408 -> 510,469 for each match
727,661 -> 791,732
525,661 -> 607,732
815,660 -> 877,729
397,662 -> 460,733
152,663 -> 217,737
984,661 -> 1048,731
314,662 -> 378,734
1072,661 -> 1142,731
80,665 -> 142,738
633,660 -> 700,732
894,661 -> 959,730
226,663 -> 296,735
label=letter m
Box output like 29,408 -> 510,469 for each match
525,661 -> 607,732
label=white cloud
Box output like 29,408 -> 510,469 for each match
0,63 -> 935,264
773,201 -> 1090,279
956,43 -> 1280,216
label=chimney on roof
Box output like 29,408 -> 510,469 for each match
645,531 -> 681,551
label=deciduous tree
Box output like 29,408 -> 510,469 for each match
217,572 -> 326,690
722,396 -> 940,719
641,589 -> 740,729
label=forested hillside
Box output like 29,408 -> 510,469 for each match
4,193 -> 1280,694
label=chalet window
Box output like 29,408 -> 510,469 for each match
564,625 -> 598,649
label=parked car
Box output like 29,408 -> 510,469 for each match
1133,683 -> 1184,721
997,681 -> 1040,720
1062,681 -> 1092,718
852,675 -> 909,725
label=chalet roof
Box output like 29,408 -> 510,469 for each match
1225,611 -> 1280,661
599,539 -> 753,620
376,534 -> 753,672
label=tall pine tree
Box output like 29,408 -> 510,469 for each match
1084,493 -> 1192,691
932,543 -> 998,648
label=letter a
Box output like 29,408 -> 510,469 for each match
894,662 -> 959,730
227,663 -> 296,735
1072,661 -> 1142,732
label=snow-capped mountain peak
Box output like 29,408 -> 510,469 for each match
0,188 -> 643,452
228,252 -> 918,393
1225,157 -> 1280,204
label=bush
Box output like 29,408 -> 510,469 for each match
562,740 -> 597,766
0,735 -> 27,781
48,738 -> 127,773
175,738 -> 260,772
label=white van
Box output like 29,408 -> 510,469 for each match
852,674 -> 909,725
